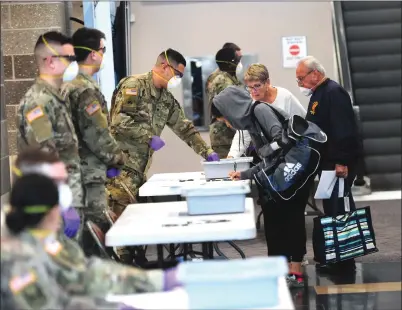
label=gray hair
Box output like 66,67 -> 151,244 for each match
298,56 -> 326,75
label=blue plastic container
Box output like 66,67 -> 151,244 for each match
176,256 -> 288,309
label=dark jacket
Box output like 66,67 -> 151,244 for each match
306,79 -> 360,169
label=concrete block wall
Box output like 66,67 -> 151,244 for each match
1,1 -> 67,205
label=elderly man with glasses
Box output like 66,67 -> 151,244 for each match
296,56 -> 361,273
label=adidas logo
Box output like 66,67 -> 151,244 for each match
284,162 -> 302,182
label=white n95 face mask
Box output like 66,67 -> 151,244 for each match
167,76 -> 182,89
58,183 -> 73,212
299,87 -> 312,97
63,61 -> 79,82
99,56 -> 106,71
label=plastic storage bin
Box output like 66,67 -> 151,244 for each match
177,256 -> 288,309
181,182 -> 250,215
201,157 -> 253,180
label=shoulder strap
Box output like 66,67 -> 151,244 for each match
265,102 -> 288,125
251,101 -> 270,145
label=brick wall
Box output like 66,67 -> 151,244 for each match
1,1 -> 67,156
1,42 -> 10,205
1,2 -> 70,204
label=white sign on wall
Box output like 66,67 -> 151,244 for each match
282,36 -> 307,68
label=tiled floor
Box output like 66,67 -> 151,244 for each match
137,196 -> 401,310
292,262 -> 402,310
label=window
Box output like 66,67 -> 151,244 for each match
182,54 -> 258,130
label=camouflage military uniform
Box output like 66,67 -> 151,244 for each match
1,234 -> 124,310
18,231 -> 165,296
205,68 -> 220,97
16,78 -> 84,239
207,72 -> 242,158
68,72 -> 125,257
107,71 -> 214,215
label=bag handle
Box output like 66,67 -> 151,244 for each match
331,178 -> 355,218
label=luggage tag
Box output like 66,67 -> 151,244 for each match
344,196 -> 351,212
338,178 -> 350,212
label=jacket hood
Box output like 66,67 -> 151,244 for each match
212,86 -> 254,130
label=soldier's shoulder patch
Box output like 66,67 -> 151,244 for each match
125,88 -> 137,96
44,239 -> 63,256
9,271 -> 37,293
85,101 -> 101,116
25,106 -> 44,123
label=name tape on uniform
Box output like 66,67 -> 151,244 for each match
9,272 -> 37,293
85,101 -> 101,116
26,106 -> 44,123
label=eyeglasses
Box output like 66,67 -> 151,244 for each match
246,83 -> 264,92
296,70 -> 313,83
98,46 -> 106,54
168,64 -> 184,78
48,55 -> 77,62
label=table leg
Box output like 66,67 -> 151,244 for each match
156,245 -> 164,268
169,244 -> 176,261
183,244 -> 189,261
208,242 -> 214,259
201,243 -> 209,259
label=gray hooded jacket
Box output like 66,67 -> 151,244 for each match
212,86 -> 290,179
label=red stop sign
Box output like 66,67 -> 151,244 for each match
289,44 -> 300,56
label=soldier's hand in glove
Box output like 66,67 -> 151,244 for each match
163,267 -> 182,291
107,167 -> 121,178
207,152 -> 220,162
62,207 -> 81,238
149,136 -> 165,151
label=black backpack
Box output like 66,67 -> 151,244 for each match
250,101 -> 327,202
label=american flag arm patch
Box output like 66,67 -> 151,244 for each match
125,88 -> 137,96
85,101 -> 101,116
9,272 -> 37,293
26,106 -> 44,123
45,240 -> 63,256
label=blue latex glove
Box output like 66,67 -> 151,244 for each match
62,207 -> 80,238
247,145 -> 256,152
107,167 -> 121,178
207,152 -> 220,162
149,136 -> 165,151
163,267 -> 181,291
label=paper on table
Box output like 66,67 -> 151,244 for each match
314,171 -> 345,199
105,288 -> 188,309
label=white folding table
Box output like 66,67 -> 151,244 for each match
105,198 -> 256,266
140,175 -> 250,197
106,277 -> 294,310
138,172 -> 252,260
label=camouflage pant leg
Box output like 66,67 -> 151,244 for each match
106,170 -> 145,259
106,170 -> 144,216
82,183 -> 109,257
72,207 -> 86,245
